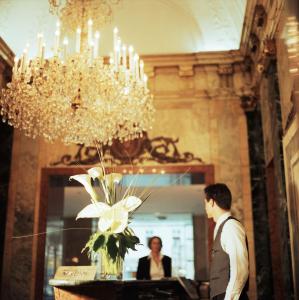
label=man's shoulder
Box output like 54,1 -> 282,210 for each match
223,217 -> 246,234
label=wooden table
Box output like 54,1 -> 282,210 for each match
49,278 -> 209,300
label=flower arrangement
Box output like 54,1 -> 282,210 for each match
70,165 -> 149,278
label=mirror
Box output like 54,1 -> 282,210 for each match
40,166 -> 212,299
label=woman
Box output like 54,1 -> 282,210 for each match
136,236 -> 172,280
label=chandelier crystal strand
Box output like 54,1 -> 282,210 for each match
0,20 -> 155,146
48,0 -> 122,35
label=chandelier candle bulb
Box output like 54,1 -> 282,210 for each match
140,60 -> 144,79
19,55 -> 23,74
143,74 -> 148,87
12,57 -> 18,75
63,37 -> 68,61
24,47 -> 29,67
114,46 -> 119,71
129,46 -> 134,72
122,45 -> 127,67
109,52 -> 113,64
41,43 -> 45,64
88,19 -> 93,46
21,49 -> 27,73
94,31 -> 100,58
113,27 -> 118,49
134,54 -> 139,81
37,33 -> 43,58
54,30 -> 60,56
90,41 -> 94,63
76,28 -> 81,53
117,38 -> 122,65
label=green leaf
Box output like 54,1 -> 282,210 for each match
106,235 -> 118,261
93,234 -> 105,252
82,232 -> 100,254
127,235 -> 140,250
117,234 -> 128,259
120,233 -> 140,251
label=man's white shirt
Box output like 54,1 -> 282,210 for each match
213,212 -> 249,300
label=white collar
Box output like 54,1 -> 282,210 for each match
216,211 -> 231,227
214,211 -> 231,239
148,253 -> 164,260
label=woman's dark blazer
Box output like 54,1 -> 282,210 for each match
136,255 -> 172,280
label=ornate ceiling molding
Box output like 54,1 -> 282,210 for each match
141,52 -> 253,104
238,0 -> 286,100
240,0 -> 284,54
142,50 -> 244,78
143,51 -> 244,66
51,133 -> 203,166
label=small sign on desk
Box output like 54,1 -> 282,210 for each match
54,266 -> 96,281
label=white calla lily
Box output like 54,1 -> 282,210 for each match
71,164 -> 147,261
97,196 -> 141,233
98,206 -> 128,233
75,196 -> 142,234
109,208 -> 128,233
87,167 -> 103,180
76,202 -> 111,220
105,173 -> 123,186
70,174 -> 99,201
115,196 -> 142,212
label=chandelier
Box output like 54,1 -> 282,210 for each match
0,1 -> 154,146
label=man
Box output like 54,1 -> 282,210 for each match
204,183 -> 249,300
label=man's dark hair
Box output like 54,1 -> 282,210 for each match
148,236 -> 163,250
204,183 -> 232,210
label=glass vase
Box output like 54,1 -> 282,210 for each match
99,249 -> 123,280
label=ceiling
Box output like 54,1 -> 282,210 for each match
0,0 -> 247,58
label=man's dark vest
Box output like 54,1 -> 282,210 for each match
209,216 -> 249,299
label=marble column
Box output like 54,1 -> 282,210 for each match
244,103 -> 274,299
0,60 -> 13,297
264,60 -> 294,299
0,124 -> 13,296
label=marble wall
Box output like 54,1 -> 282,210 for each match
245,106 -> 273,299
240,0 -> 298,298
1,53 -> 256,300
259,60 -> 293,300
275,4 -> 299,298
0,42 -> 13,299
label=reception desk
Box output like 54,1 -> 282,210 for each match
49,278 -> 209,300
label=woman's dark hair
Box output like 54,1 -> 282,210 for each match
204,183 -> 232,210
148,236 -> 163,250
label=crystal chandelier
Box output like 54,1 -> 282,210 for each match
0,1 -> 154,146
